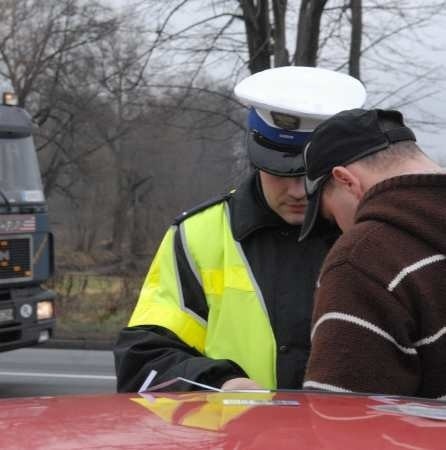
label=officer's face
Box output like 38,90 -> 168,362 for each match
259,171 -> 307,225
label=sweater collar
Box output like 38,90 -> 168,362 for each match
357,173 -> 446,220
353,173 -> 446,255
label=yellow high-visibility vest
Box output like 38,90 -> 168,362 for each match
129,201 -> 277,388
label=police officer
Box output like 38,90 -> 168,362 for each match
114,67 -> 366,392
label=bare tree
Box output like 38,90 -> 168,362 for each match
91,29 -> 153,257
239,1 -> 272,72
0,0 -> 121,200
294,0 -> 328,66
129,0 -> 446,101
349,0 -> 362,79
0,0 -> 117,110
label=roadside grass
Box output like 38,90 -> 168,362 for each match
47,273 -> 143,342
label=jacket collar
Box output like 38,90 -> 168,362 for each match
229,171 -> 300,241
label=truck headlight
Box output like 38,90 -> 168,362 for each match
2,92 -> 18,106
37,301 -> 54,320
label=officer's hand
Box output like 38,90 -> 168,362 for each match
221,377 -> 263,391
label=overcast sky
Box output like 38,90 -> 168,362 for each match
103,0 -> 446,163
399,18 -> 446,163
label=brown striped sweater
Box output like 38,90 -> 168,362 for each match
304,173 -> 446,399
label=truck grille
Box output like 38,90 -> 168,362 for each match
0,235 -> 32,284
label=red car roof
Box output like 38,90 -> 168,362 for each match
1,390 -> 445,449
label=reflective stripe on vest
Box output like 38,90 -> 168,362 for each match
129,226 -> 207,353
180,202 -> 277,389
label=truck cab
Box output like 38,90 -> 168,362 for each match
0,93 -> 55,352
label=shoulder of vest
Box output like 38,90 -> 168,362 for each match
173,190 -> 236,225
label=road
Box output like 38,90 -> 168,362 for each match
0,348 -> 116,398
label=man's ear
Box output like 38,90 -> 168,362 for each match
331,166 -> 364,199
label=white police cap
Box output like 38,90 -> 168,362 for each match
234,66 -> 367,176
235,66 -> 367,127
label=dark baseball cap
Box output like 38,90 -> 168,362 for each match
298,108 -> 416,241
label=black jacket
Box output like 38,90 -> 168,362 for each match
114,172 -> 336,392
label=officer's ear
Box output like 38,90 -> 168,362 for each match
331,166 -> 363,200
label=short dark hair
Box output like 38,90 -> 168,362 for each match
354,113 -> 422,168
356,140 -> 424,170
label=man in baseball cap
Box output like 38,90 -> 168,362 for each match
299,108 -> 417,241
299,107 -> 446,398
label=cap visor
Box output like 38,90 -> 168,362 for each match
299,189 -> 322,241
248,136 -> 305,176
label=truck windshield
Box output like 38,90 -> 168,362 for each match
0,136 -> 45,204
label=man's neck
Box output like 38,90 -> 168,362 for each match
362,159 -> 444,192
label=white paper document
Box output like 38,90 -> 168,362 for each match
372,402 -> 446,421
139,371 -> 222,393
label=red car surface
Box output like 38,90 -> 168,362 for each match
1,390 -> 446,449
